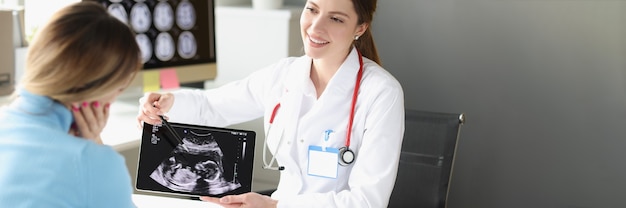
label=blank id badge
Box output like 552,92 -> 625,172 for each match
307,145 -> 338,179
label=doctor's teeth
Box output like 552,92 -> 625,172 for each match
310,38 -> 328,44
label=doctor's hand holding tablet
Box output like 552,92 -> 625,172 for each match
137,0 -> 405,207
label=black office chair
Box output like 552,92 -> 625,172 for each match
388,109 -> 465,208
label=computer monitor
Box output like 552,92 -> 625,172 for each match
89,0 -> 216,88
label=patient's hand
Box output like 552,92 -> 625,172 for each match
69,101 -> 109,144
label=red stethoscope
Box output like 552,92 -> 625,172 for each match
262,50 -> 364,171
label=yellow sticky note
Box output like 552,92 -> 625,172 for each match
143,70 -> 160,93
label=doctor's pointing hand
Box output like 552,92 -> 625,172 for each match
137,0 -> 405,207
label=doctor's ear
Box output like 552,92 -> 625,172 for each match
354,24 -> 368,40
356,23 -> 368,35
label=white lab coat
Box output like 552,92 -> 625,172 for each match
166,48 -> 405,208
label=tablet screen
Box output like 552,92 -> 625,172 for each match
136,122 -> 255,197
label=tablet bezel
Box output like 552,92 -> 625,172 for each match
135,122 -> 256,198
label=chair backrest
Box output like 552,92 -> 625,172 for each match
388,109 -> 465,208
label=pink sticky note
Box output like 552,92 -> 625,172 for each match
160,69 -> 180,90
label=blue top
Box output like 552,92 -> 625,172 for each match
0,89 -> 135,208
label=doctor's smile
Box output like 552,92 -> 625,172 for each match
308,36 -> 330,46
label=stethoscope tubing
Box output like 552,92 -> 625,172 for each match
263,50 -> 364,170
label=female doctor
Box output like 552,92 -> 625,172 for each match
137,0 -> 404,207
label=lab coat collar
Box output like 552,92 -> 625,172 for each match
10,88 -> 73,132
284,55 -> 314,97
330,47 -> 361,95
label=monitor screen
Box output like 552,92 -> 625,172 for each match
90,0 -> 216,70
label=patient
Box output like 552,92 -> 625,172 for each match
0,2 -> 141,207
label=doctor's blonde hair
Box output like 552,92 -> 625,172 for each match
352,0 -> 380,65
21,1 -> 141,104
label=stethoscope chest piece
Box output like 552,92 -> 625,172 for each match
338,147 -> 355,166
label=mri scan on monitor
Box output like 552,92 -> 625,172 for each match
91,0 -> 215,67
136,122 -> 255,197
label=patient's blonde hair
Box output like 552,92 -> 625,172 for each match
21,1 -> 141,103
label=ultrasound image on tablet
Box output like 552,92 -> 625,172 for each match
136,122 -> 255,197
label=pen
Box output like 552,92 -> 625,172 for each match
159,115 -> 189,151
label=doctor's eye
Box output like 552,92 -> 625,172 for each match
330,16 -> 344,23
305,7 -> 317,14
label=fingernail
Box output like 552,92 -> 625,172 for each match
220,197 -> 229,203
72,104 -> 80,112
92,101 -> 100,108
82,102 -> 88,107
105,103 -> 110,109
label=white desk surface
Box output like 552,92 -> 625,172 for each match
132,194 -> 223,208
101,90 -> 144,151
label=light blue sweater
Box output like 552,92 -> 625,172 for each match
0,89 -> 135,208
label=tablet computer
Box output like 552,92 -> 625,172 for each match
136,122 -> 255,198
